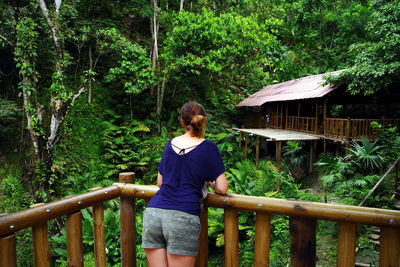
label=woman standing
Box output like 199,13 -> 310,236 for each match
142,101 -> 228,267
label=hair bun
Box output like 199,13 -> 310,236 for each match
191,115 -> 205,128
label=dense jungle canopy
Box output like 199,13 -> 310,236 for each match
1,0 -> 400,265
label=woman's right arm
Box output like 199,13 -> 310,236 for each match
210,173 -> 228,194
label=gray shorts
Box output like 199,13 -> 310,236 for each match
142,208 -> 201,256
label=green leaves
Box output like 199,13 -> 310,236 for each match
98,28 -> 155,95
329,1 -> 400,95
347,137 -> 384,171
160,9 -> 280,112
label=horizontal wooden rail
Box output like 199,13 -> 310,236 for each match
116,183 -> 400,228
2,180 -> 400,266
0,186 -> 120,237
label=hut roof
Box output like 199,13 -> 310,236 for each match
236,70 -> 343,107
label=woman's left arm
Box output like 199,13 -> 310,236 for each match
210,173 -> 228,194
157,172 -> 162,187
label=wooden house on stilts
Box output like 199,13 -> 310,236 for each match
235,70 -> 400,171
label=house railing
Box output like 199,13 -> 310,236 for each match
286,116 -> 319,134
1,172 -> 400,267
267,114 -> 400,141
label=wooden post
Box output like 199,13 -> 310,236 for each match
67,211 -> 84,267
280,104 -> 283,129
31,203 -> 50,267
238,131 -> 242,150
276,141 -> 282,190
309,141 -> 314,173
224,208 -> 239,267
276,104 -> 279,128
315,102 -> 318,134
323,100 -> 327,138
289,217 -> 316,267
285,104 -> 288,130
306,117 -> 309,132
93,202 -> 106,267
244,133 -> 249,159
345,117 -> 351,144
396,162 -> 399,189
337,222 -> 356,267
119,172 -> 136,267
254,212 -> 270,267
379,226 -> 400,266
256,136 -> 260,170
0,233 -> 16,267
196,207 -> 208,267
297,103 -> 301,131
276,141 -> 282,173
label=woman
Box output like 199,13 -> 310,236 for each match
142,101 -> 228,267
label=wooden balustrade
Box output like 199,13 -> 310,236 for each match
2,179 -> 400,266
272,115 -> 400,141
119,183 -> 400,267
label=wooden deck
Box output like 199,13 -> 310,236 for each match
233,128 -> 321,141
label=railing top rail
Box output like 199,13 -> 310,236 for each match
117,183 -> 400,228
0,185 -> 120,237
3,182 -> 400,238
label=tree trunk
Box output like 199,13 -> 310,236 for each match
180,0 -> 185,12
157,74 -> 167,115
150,0 -> 159,96
88,44 -> 93,104
35,0 -> 85,192
22,74 -> 41,163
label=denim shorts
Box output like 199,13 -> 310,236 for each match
142,207 -> 201,256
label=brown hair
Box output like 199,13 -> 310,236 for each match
181,101 -> 207,138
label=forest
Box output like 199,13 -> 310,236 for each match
0,0 -> 400,266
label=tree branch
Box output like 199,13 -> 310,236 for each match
37,0 -> 63,71
0,33 -> 12,47
71,87 -> 85,103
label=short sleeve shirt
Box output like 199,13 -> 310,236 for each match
147,139 -> 225,216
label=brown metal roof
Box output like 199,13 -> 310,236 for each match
236,70 -> 343,107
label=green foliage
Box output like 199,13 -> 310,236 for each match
160,8 -> 282,115
101,113 -> 152,178
0,169 -> 29,213
269,216 -> 290,266
52,208 -> 121,265
281,0 -> 371,75
328,1 -> 400,95
14,17 -> 40,121
371,122 -> 400,160
347,137 -> 384,172
283,141 -> 308,166
282,141 -> 309,178
0,97 -> 19,136
315,134 -> 395,206
99,28 -> 155,95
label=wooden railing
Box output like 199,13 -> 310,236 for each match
324,118 -> 348,141
1,173 -> 400,266
267,114 -> 400,141
286,116 -> 319,134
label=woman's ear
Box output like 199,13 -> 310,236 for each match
181,118 -> 185,128
204,117 -> 208,125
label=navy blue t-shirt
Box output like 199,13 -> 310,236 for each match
147,139 -> 225,216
